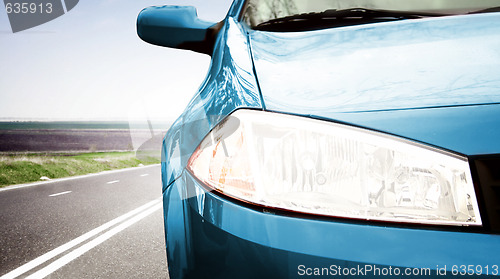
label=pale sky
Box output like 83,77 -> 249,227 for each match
0,0 -> 233,121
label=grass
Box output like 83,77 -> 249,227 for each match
0,152 -> 160,188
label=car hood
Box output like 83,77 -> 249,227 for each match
248,13 -> 500,156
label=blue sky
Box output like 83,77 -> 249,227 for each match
0,0 -> 233,121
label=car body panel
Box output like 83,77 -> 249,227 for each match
161,17 -> 262,191
248,13 -> 500,157
250,13 -> 500,115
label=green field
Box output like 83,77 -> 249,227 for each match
0,152 -> 160,188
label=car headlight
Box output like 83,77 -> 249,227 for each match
187,109 -> 481,226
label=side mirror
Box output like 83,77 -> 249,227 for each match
137,6 -> 221,55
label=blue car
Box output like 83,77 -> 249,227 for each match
137,1 -> 500,278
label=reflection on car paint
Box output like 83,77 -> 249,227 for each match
161,18 -> 262,190
250,13 -> 500,114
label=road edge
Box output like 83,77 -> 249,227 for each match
0,164 -> 160,192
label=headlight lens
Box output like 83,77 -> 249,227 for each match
188,109 -> 481,226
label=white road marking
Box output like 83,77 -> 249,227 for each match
48,191 -> 72,197
0,198 -> 161,279
140,174 -> 149,177
25,202 -> 162,279
106,180 -> 119,184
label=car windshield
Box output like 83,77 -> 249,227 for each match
243,0 -> 500,31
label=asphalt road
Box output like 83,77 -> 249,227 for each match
0,165 -> 169,278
